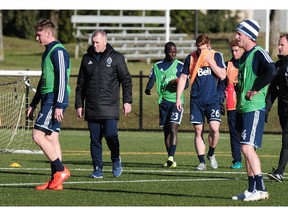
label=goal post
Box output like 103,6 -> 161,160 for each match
0,70 -> 43,154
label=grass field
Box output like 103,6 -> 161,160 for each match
0,130 -> 287,213
0,36 -> 286,214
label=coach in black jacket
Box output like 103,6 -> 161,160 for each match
75,30 -> 132,179
266,34 -> 288,183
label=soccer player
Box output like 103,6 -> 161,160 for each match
218,39 -> 245,169
232,19 -> 276,201
27,19 -> 71,190
145,42 -> 187,167
176,34 -> 226,171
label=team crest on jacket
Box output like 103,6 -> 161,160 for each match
106,57 -> 112,67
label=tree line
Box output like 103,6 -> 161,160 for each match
1,10 -> 240,43
0,10 -> 281,58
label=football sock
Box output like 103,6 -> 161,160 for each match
198,154 -> 205,164
255,174 -> 266,191
168,145 -> 176,157
207,147 -> 215,157
51,158 -> 64,172
50,163 -> 55,179
248,176 -> 256,192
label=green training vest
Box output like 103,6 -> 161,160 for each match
236,46 -> 268,113
154,59 -> 184,104
41,43 -> 71,95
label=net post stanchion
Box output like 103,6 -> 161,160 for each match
24,76 -> 30,130
139,70 -> 143,131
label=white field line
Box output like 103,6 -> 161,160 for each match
0,167 -> 248,174
0,167 -> 280,187
0,178 -> 231,187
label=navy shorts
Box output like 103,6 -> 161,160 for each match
34,93 -> 67,133
190,99 -> 221,124
159,99 -> 183,127
236,109 -> 265,149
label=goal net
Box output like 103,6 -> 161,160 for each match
0,70 -> 43,154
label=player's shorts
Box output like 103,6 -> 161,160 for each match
236,109 -> 265,149
159,99 -> 183,127
34,92 -> 67,133
190,99 -> 221,124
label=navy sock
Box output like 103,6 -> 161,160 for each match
169,145 -> 177,157
208,147 -> 215,157
248,176 -> 256,192
50,163 -> 55,179
51,158 -> 64,172
198,154 -> 205,163
255,174 -> 266,191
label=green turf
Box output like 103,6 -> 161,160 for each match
0,130 -> 286,209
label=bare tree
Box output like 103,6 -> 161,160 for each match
0,11 -> 4,61
269,10 -> 281,58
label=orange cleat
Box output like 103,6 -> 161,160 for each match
52,183 -> 63,190
36,180 -> 63,190
48,166 -> 70,189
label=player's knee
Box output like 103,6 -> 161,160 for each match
32,135 -> 42,147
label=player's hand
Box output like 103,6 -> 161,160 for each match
169,78 -> 179,85
145,89 -> 151,95
26,106 -> 35,120
54,108 -> 64,122
175,100 -> 182,111
245,90 -> 258,101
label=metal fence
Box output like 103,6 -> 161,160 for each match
60,72 -> 281,134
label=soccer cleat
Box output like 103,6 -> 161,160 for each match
230,162 -> 243,169
267,168 -> 283,183
196,162 -> 207,171
52,184 -> 63,190
232,190 -> 252,201
36,180 -> 63,191
268,173 -> 283,182
91,168 -> 103,179
166,156 -> 177,168
207,154 -> 218,169
167,156 -> 174,167
112,160 -> 122,177
48,166 -> 70,189
170,161 -> 177,168
243,190 -> 269,201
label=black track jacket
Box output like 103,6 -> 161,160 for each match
266,55 -> 288,116
75,43 -> 132,121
